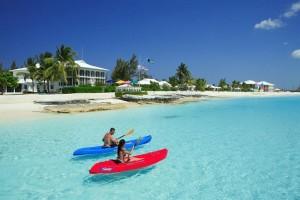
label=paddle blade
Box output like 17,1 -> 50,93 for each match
118,129 -> 135,139
125,129 -> 134,137
134,136 -> 142,146
131,136 -> 142,153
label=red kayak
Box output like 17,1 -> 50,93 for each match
89,148 -> 168,174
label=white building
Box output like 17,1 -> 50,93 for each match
158,81 -> 172,87
10,60 -> 108,93
243,80 -> 275,92
137,78 -> 159,85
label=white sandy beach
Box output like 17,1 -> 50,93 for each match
0,91 -> 299,122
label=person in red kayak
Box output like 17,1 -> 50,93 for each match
117,139 -> 131,163
103,128 -> 119,147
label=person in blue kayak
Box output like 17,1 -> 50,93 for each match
103,128 -> 119,147
117,139 -> 131,163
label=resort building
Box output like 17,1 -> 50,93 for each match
243,80 -> 275,92
10,60 -> 108,93
206,84 -> 221,91
137,78 -> 159,85
138,78 -> 172,88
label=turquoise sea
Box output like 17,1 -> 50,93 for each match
0,97 -> 300,199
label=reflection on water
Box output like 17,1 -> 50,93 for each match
83,166 -> 155,186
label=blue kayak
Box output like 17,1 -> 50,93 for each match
73,135 -> 152,156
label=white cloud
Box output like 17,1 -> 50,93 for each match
291,49 -> 300,59
254,18 -> 283,30
283,1 -> 300,18
254,1 -> 300,30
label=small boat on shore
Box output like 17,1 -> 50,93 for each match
89,148 -> 168,174
73,135 -> 152,156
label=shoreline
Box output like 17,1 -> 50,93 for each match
0,91 -> 299,123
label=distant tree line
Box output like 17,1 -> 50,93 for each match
2,48 -> 260,94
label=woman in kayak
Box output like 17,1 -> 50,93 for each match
117,139 -> 131,163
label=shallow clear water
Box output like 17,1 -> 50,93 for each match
1,97 -> 300,199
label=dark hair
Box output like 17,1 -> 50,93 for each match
117,139 -> 126,154
110,128 -> 115,132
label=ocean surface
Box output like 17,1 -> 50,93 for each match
0,97 -> 300,200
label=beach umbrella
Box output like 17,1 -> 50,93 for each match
124,80 -> 131,84
116,80 -> 125,85
131,80 -> 138,85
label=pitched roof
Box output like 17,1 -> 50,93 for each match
75,60 -> 108,71
244,80 -> 257,85
10,60 -> 109,72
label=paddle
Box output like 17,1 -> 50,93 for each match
130,136 -> 142,153
117,129 -> 134,139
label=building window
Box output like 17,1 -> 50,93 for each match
67,78 -> 72,86
80,78 -> 84,85
50,85 -> 54,90
96,72 -> 100,77
100,72 -> 105,78
85,71 -> 90,77
91,71 -> 95,77
80,70 -> 84,76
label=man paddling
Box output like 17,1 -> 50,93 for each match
103,128 -> 119,147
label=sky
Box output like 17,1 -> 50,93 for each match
0,0 -> 300,89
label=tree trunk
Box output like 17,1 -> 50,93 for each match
32,80 -> 35,93
47,81 -> 50,93
43,80 -> 46,93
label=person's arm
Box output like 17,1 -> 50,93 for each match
124,150 -> 131,155
111,136 -> 118,144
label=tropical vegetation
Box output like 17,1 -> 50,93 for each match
17,45 -> 78,93
218,78 -> 229,91
2,46 -> 261,94
0,67 -> 18,94
141,82 -> 161,91
195,78 -> 207,91
111,54 -> 139,81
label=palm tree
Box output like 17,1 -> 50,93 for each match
218,78 -> 228,91
231,80 -> 240,90
25,57 -> 38,93
55,45 -> 78,86
45,61 -> 67,86
176,63 -> 192,85
37,52 -> 53,92
195,78 -> 207,91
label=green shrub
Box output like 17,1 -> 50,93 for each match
104,85 -> 116,92
141,82 -> 161,91
115,91 -> 123,98
62,87 -> 76,94
161,84 -> 171,91
62,85 -> 116,94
